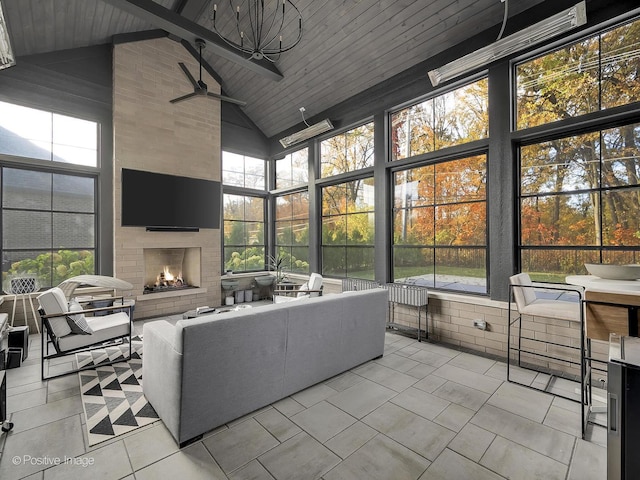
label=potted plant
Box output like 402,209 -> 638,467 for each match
267,254 -> 286,283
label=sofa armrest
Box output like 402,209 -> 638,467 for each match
142,320 -> 183,443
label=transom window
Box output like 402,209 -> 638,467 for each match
320,122 -> 374,178
0,101 -> 98,167
516,16 -> 640,130
222,151 -> 266,189
390,78 -> 488,161
275,148 -> 308,189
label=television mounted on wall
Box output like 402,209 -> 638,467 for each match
121,168 -> 221,231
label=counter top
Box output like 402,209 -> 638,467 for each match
566,275 -> 640,292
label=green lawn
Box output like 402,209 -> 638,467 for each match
393,265 -> 486,279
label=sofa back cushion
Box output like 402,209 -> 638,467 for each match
176,303 -> 290,441
37,287 -> 73,338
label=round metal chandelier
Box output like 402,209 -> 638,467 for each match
211,1 -> 303,63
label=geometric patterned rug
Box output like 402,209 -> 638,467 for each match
76,336 -> 159,446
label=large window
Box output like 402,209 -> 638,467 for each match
0,101 -> 98,167
275,148 -> 308,189
222,150 -> 267,273
320,122 -> 374,177
222,151 -> 266,189
516,17 -> 640,130
2,168 -> 96,287
0,101 -> 99,288
390,78 -> 488,161
393,155 -> 487,293
322,178 -> 375,279
520,124 -> 640,282
275,191 -> 309,274
223,194 -> 266,272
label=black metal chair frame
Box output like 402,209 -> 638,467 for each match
40,297 -> 133,381
507,282 -> 585,436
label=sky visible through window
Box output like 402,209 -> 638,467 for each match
0,100 -> 98,167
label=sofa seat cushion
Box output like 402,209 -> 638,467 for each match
57,312 -> 130,351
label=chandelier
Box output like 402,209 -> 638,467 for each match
211,1 -> 303,62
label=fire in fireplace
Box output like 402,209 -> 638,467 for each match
144,265 -> 196,293
143,247 -> 201,294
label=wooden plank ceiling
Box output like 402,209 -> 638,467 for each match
2,0 -> 547,138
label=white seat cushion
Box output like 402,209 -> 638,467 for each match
57,312 -> 130,351
308,273 -> 323,297
37,287 -> 73,338
296,282 -> 310,298
520,299 -> 580,322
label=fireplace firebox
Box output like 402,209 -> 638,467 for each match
143,248 -> 201,294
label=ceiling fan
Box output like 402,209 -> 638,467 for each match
170,39 -> 246,107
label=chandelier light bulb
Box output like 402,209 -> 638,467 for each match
210,0 -> 303,63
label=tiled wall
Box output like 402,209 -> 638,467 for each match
113,37 -> 222,319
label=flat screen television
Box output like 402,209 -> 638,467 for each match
121,168 -> 221,231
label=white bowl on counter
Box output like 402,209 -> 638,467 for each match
584,263 -> 640,280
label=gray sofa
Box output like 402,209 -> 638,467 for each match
142,288 -> 388,446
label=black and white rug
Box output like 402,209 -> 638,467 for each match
76,336 -> 159,446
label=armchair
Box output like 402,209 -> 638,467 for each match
273,273 -> 323,303
37,287 -> 133,380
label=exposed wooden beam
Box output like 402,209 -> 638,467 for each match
175,0 -> 209,21
112,29 -> 168,45
100,0 -> 283,81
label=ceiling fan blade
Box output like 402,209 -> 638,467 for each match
178,63 -> 199,89
170,92 -> 197,104
206,92 -> 247,107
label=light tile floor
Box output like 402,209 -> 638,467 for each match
0,320 -> 607,480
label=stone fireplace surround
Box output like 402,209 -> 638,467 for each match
112,38 -> 222,319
